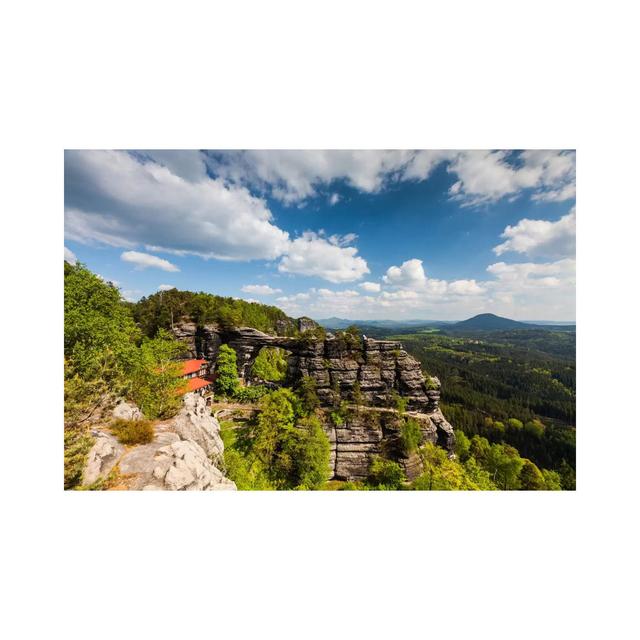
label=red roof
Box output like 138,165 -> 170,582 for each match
180,377 -> 212,393
181,359 -> 207,376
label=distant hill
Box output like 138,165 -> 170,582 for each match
453,313 -> 529,330
317,317 -> 448,330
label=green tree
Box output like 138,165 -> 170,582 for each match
414,443 -> 479,490
297,375 -> 320,415
507,418 -> 524,431
541,469 -> 563,490
524,419 -> 546,439
400,418 -> 423,456
559,460 -> 576,490
251,347 -> 288,382
484,443 -> 525,490
352,380 -> 365,413
296,415 -> 331,489
469,435 -> 491,464
253,388 -> 300,487
215,344 -> 240,397
130,329 -> 186,419
519,459 -> 546,490
368,456 -> 406,490
454,429 -> 471,462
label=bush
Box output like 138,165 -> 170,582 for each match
110,418 -> 155,445
367,456 -> 406,490
64,427 -> 95,489
296,415 -> 331,490
233,385 -> 269,403
297,376 -> 320,415
400,418 -> 423,455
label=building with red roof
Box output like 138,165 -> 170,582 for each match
177,359 -> 214,404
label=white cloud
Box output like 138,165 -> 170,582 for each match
278,231 -> 369,283
328,193 -> 340,205
121,289 -> 143,303
448,150 -> 576,206
359,281 -> 381,293
205,149 -> 574,207
448,279 -> 486,295
241,284 -> 283,295
65,150 -> 290,261
121,250 -> 180,272
64,246 -> 77,265
493,208 -> 576,258
158,284 -> 176,291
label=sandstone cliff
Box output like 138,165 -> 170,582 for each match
172,321 -> 455,480
82,394 -> 236,491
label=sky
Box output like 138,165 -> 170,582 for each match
64,150 -> 576,321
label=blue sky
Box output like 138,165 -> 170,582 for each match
64,150 -> 576,321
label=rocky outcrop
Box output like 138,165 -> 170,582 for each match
81,394 -> 236,491
322,406 -> 454,481
173,323 -> 445,415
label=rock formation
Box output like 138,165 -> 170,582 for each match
172,321 -> 455,480
82,394 -> 236,491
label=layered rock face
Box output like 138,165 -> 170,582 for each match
82,395 -> 236,491
172,321 -> 455,479
173,322 -> 445,415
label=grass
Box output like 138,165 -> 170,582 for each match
110,418 -> 155,445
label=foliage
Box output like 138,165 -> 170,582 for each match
233,385 -> 269,403
519,459 -> 546,490
389,389 -> 408,415
64,427 -> 95,489
484,443 -> 525,490
297,325 -> 327,346
367,456 -> 406,490
542,469 -> 563,490
129,329 -> 186,419
296,415 -> 331,489
219,423 -> 274,490
297,376 -> 320,415
330,401 -> 350,427
425,376 -> 439,391
335,325 -> 362,350
400,418 -> 423,455
110,418 -> 155,445
251,347 -> 288,382
132,288 -> 296,337
454,429 -> 471,462
351,380 -> 365,411
414,443 -> 482,490
215,344 -> 240,397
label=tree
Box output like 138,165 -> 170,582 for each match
252,388 -> 299,487
130,329 -> 186,419
519,459 -> 546,490
368,456 -> 406,490
352,380 -> 364,413
541,469 -> 563,490
469,435 -> 491,464
524,419 -> 545,439
296,415 -> 331,489
414,443 -> 479,490
454,429 -> 471,462
400,418 -> 423,455
251,347 -> 288,382
484,443 -> 525,490
297,376 -> 320,415
215,344 -> 240,397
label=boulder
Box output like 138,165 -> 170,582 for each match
112,400 -> 143,422
171,393 -> 224,460
83,430 -> 125,485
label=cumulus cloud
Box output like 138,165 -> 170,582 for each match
328,193 -> 341,205
278,231 -> 369,283
64,246 -> 77,265
158,284 -> 176,291
206,150 -> 460,204
121,251 -> 180,272
241,284 -> 283,295
493,208 -> 576,259
359,281 -> 381,293
64,150 -> 290,261
448,150 -> 576,207
448,279 -> 486,295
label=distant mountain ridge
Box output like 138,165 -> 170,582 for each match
453,313 -> 528,330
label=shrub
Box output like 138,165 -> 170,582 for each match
110,418 -> 155,445
64,427 -> 95,489
297,376 -> 320,415
367,456 -> 406,490
233,385 -> 269,403
400,418 -> 423,455
425,376 -> 439,391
